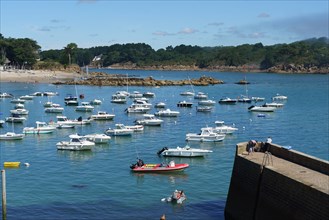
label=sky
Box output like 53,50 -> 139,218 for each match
1,0 -> 328,51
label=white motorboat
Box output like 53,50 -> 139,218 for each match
75,102 -> 94,112
5,115 -> 26,123
84,133 -> 111,144
30,92 -> 43,96
143,92 -> 155,98
157,145 -> 213,157
264,102 -> 284,107
14,103 -> 25,109
111,95 -> 127,104
89,99 -> 102,105
64,94 -> 78,106
198,99 -> 216,106
196,106 -> 212,112
237,95 -> 252,103
129,91 -> 143,98
43,91 -> 58,96
0,120 -> 4,127
132,99 -> 152,108
10,98 -> 26,104
155,109 -> 180,117
91,111 -> 115,120
0,132 -> 24,140
125,105 -> 150,113
177,101 -> 193,107
213,121 -> 238,134
186,127 -> 225,142
134,114 -> 163,126
272,94 -> 288,100
218,97 -> 237,104
43,101 -> 54,107
23,121 -> 56,134
251,97 -> 265,102
105,124 -> 134,136
45,104 -> 64,113
10,108 -> 29,115
56,116 -> 92,126
19,95 -> 34,100
155,102 -> 166,108
194,92 -> 208,100
56,134 -> 95,151
248,105 -> 276,112
180,91 -> 195,96
125,124 -> 144,132
0,92 -> 14,98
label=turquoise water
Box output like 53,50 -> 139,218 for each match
0,70 -> 328,219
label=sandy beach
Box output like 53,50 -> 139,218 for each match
0,69 -> 80,83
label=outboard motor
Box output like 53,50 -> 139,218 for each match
248,105 -> 255,110
157,147 -> 168,156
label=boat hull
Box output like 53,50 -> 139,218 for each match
162,150 -> 212,157
131,163 -> 189,173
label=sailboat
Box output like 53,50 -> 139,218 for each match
180,76 -> 195,96
0,121 -> 24,140
64,79 -> 79,106
237,76 -> 251,103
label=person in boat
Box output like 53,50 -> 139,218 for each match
137,158 -> 144,167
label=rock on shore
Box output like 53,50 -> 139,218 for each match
53,72 -> 224,86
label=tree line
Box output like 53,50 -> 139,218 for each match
0,33 -> 328,71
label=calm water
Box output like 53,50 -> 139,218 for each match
0,70 -> 328,219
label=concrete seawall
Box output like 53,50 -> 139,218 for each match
225,142 -> 329,220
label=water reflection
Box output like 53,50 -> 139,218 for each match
57,150 -> 95,161
132,172 -> 189,185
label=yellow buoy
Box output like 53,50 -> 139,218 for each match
3,162 -> 21,168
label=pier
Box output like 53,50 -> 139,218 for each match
225,142 -> 329,220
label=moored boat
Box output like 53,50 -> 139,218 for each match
219,97 -> 237,104
134,114 -> 163,126
84,133 -> 111,144
213,121 -> 238,134
56,134 -> 95,151
155,109 -> 180,117
23,121 -> 56,134
10,108 -> 29,115
0,132 -> 24,140
177,101 -> 193,108
186,127 -> 225,142
75,102 -> 94,112
130,159 -> 189,173
157,145 -> 212,157
91,111 -> 115,120
248,105 -> 276,112
5,114 -> 26,123
105,124 -> 134,136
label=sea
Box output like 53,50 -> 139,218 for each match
0,69 -> 328,220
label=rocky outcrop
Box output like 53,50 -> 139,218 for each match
267,64 -> 328,74
53,73 -> 224,86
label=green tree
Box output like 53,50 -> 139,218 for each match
64,43 -> 78,65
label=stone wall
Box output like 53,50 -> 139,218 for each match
225,142 -> 329,220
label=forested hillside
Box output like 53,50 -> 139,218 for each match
1,33 -> 328,73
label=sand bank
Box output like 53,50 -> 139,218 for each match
0,69 -> 80,83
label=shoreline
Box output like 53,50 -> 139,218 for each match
0,67 -> 327,84
0,69 -> 80,84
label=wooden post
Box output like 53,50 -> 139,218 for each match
1,170 -> 6,220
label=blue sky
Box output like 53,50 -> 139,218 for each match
1,0 -> 328,51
